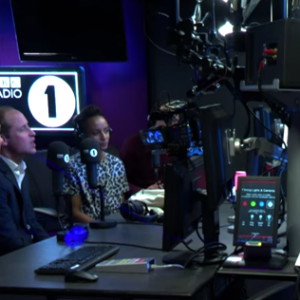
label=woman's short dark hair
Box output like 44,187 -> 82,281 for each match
73,105 -> 103,133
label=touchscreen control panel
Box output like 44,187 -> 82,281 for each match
234,177 -> 280,246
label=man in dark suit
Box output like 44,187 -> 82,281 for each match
0,106 -> 48,256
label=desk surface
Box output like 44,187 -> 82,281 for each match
217,210 -> 296,281
0,205 -> 236,299
218,257 -> 297,280
4,203 -> 282,298
0,237 -> 218,298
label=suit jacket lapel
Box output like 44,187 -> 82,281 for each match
0,157 -> 20,191
21,174 -> 29,197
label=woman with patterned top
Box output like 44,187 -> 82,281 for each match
63,105 -> 129,223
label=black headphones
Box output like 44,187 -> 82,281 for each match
73,116 -> 85,140
73,115 -> 113,140
119,200 -> 161,223
147,111 -> 159,128
147,110 -> 169,128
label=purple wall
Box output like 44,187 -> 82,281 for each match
0,0 -> 148,149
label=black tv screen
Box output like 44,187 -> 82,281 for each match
10,0 -> 127,62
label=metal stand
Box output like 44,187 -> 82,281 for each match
55,193 -> 67,241
286,113 -> 300,256
201,193 -> 226,263
151,149 -> 166,183
89,187 -> 117,229
151,149 -> 161,182
243,245 -> 287,269
223,245 -> 287,269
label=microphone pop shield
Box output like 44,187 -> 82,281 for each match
80,138 -> 101,164
80,138 -> 101,189
47,141 -> 70,171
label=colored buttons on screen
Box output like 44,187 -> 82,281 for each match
266,201 -> 274,208
266,215 -> 273,222
259,201 -> 264,207
250,201 -> 256,207
242,201 -> 247,207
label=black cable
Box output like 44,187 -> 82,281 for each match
257,57 -> 287,169
182,241 -> 197,252
144,12 -> 176,57
224,80 -> 251,139
277,166 -> 286,233
183,243 -> 228,268
84,240 -> 168,252
117,221 -> 163,226
260,164 -> 286,230
221,41 -> 231,68
196,226 -> 205,243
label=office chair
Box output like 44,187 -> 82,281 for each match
25,150 -> 63,233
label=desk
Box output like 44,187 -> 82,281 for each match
0,204 -> 234,300
218,257 -> 297,281
216,222 -> 297,300
217,214 -> 297,282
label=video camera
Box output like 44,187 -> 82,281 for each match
139,100 -> 203,157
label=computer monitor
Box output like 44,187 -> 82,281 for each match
162,104 -> 236,264
162,155 -> 204,252
198,104 -> 237,213
233,176 -> 280,247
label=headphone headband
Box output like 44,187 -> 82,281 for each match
73,116 -> 113,140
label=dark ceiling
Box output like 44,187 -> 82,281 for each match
141,0 -> 291,28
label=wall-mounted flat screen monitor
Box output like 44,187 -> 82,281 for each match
0,67 -> 85,134
10,0 -> 127,62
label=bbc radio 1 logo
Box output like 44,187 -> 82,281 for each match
0,77 -> 22,99
0,74 -> 77,129
28,75 -> 76,128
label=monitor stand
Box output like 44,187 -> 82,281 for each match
223,245 -> 287,270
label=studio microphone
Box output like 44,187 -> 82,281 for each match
80,138 -> 100,189
47,141 -> 89,244
80,138 -> 116,229
47,141 -> 70,196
